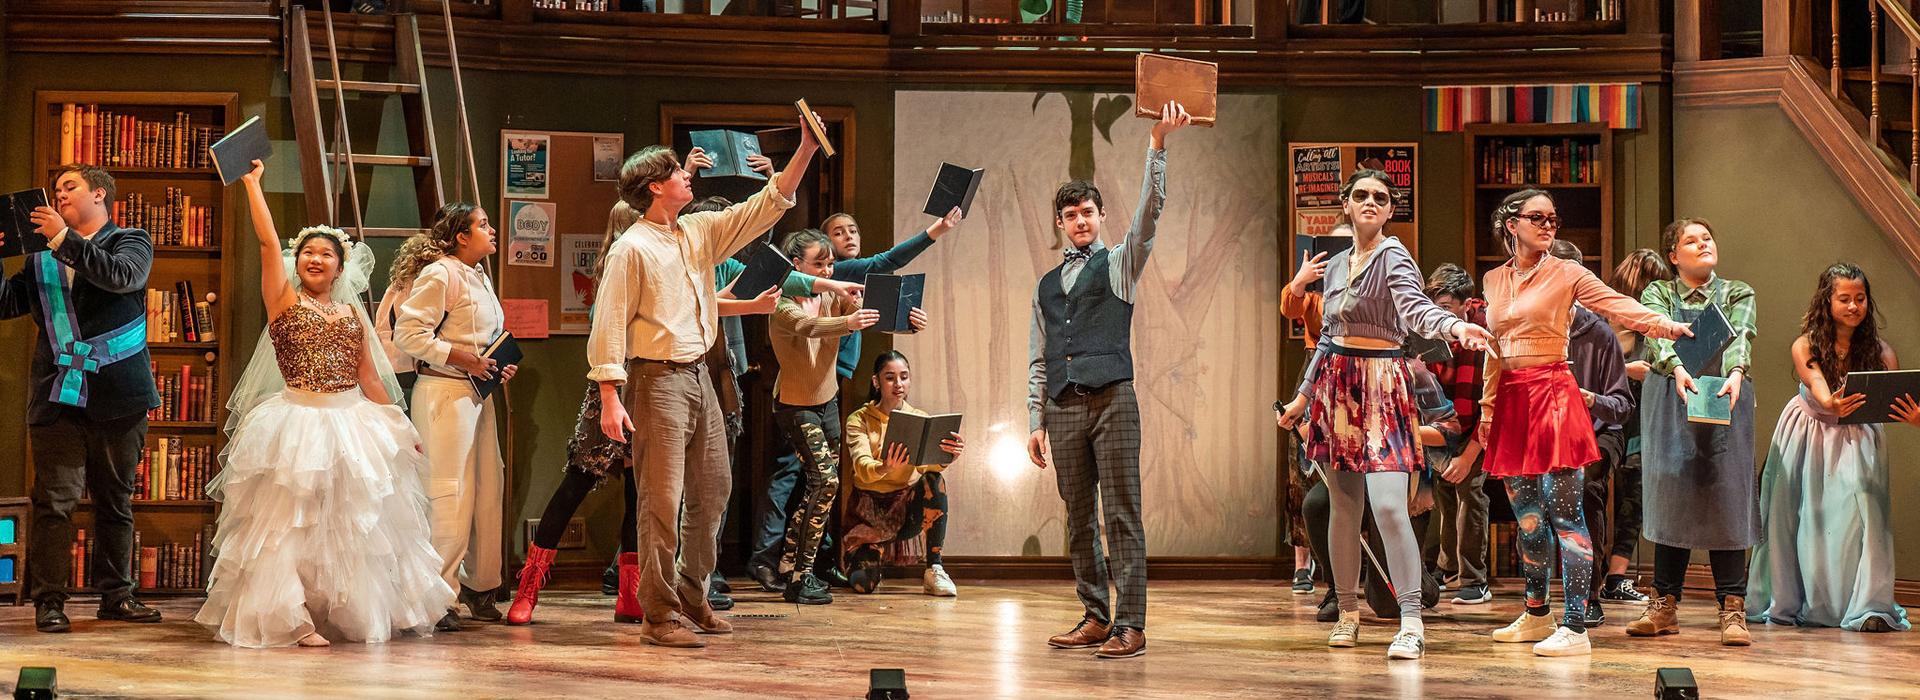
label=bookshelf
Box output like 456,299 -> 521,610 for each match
30,90 -> 239,596
1462,122 -> 1614,284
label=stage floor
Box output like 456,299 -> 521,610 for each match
1,579 -> 1915,698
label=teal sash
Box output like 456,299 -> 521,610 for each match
33,252 -> 146,408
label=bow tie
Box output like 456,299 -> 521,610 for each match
1062,247 -> 1094,265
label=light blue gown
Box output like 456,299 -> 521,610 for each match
1748,386 -> 1909,631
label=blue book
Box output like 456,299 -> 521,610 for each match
689,129 -> 766,180
1673,302 -> 1735,378
468,331 -> 523,402
1686,375 -> 1733,425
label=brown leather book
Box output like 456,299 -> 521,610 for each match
1134,54 -> 1218,127
793,99 -> 837,158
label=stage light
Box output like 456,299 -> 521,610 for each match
1655,667 -> 1698,700
868,668 -> 908,700
14,666 -> 56,700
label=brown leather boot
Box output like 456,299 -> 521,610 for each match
1627,594 -> 1680,637
1047,616 -> 1111,649
1719,595 -> 1752,646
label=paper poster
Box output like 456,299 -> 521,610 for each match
1294,208 -> 1343,237
507,200 -> 556,268
1291,146 -> 1342,209
505,133 -> 550,199
501,298 -> 550,339
561,234 -> 603,333
1355,145 -> 1416,222
593,135 -> 623,182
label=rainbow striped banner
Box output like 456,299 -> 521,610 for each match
1425,83 -> 1641,131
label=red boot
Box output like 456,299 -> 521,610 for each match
615,552 -> 645,624
506,545 -> 556,626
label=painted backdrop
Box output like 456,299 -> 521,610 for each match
890,90 -> 1282,557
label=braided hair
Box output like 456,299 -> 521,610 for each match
1490,189 -> 1553,255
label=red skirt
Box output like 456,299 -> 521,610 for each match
1484,362 -> 1599,478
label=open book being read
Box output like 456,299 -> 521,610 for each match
883,411 -> 964,468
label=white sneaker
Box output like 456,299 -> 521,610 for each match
922,564 -> 957,597
1532,626 -> 1591,657
1328,610 -> 1361,648
1491,610 -> 1557,643
1387,630 -> 1424,660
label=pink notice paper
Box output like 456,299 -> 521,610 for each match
502,298 -> 550,339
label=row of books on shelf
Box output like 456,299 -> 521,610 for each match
149,361 -> 219,424
115,188 -> 216,247
58,104 -> 220,171
138,437 -> 214,502
147,281 -> 217,343
1491,1 -> 1621,21
1480,139 -> 1602,185
69,527 -> 211,591
533,0 -> 610,8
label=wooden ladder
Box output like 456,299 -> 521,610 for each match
286,2 -> 481,239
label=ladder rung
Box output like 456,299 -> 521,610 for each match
315,79 -> 421,96
343,227 -> 433,239
328,153 -> 434,168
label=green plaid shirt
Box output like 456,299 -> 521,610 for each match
1638,274 -> 1758,377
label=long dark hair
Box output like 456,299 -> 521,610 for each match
1802,262 -> 1886,388
867,350 -> 910,404
391,201 -> 481,287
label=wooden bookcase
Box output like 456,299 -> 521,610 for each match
1462,122 -> 1614,284
28,91 -> 239,596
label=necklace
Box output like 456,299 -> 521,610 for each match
300,289 -> 340,316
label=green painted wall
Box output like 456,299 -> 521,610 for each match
1674,104 -> 1920,578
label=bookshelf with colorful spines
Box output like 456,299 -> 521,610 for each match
1462,122 -> 1615,286
32,91 -> 238,596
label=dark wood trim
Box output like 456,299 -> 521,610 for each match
1,3 -> 1669,87
1763,0 -> 1815,58
1674,57 -> 1920,281
1676,0 -> 1721,62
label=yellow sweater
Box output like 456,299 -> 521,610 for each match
769,294 -> 858,406
845,400 -> 943,493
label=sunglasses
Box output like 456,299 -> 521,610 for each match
1514,212 -> 1562,230
1347,189 -> 1392,206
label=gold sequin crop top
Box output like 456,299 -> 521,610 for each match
268,303 -> 363,393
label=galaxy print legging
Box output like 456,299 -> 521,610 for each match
1504,469 -> 1592,630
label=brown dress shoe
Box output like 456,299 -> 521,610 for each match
1719,596 -> 1752,646
642,618 -> 707,648
683,605 -> 734,635
1047,617 -> 1112,649
1627,594 -> 1680,637
1094,627 -> 1146,659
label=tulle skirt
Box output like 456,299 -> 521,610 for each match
194,388 -> 452,648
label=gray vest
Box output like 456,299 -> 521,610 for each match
1039,249 -> 1134,400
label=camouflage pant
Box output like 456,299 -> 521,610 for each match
775,398 -> 842,577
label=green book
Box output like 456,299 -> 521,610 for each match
1687,375 -> 1732,425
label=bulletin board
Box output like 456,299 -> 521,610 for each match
497,129 -> 626,337
1285,142 -> 1419,339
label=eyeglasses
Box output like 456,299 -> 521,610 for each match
1514,212 -> 1562,230
1347,189 -> 1392,206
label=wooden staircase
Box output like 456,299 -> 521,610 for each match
285,3 -> 480,239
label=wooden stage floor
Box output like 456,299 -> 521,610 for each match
1,579 -> 1915,698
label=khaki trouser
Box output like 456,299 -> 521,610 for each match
626,359 -> 730,623
411,376 -> 505,600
